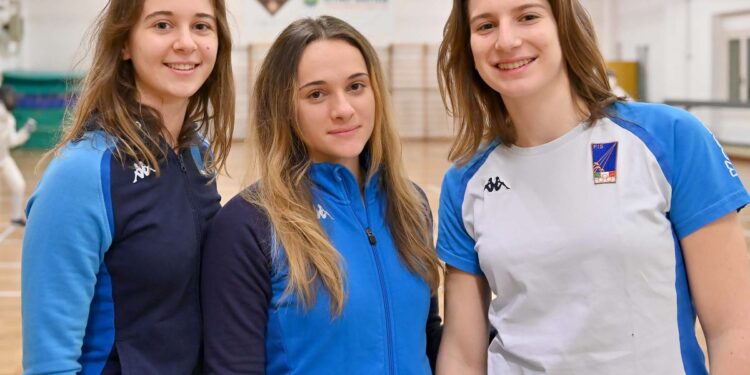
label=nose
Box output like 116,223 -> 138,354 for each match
173,27 -> 198,53
494,22 -> 522,51
330,91 -> 355,121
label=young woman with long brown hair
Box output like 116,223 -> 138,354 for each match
435,0 -> 750,373
201,16 -> 442,374
21,0 -> 234,372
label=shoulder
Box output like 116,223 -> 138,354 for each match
26,131 -> 116,253
608,101 -> 706,138
442,141 -> 500,194
218,185 -> 267,221
40,131 -> 116,194
208,186 -> 272,246
204,186 -> 273,270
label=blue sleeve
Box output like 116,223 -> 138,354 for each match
202,193 -> 272,374
611,102 -> 750,239
22,138 -> 114,374
436,166 -> 482,275
668,110 -> 750,238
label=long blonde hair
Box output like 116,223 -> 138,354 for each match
438,0 -> 617,164
47,0 -> 234,173
248,16 -> 441,315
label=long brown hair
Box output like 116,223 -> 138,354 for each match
248,16 -> 441,315
438,0 -> 617,164
47,0 -> 234,173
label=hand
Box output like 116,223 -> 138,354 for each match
24,118 -> 37,133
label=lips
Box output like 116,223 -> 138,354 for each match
329,125 -> 360,135
496,58 -> 536,71
165,63 -> 199,71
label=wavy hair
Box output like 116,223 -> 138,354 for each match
438,0 -> 618,164
248,16 -> 441,315
46,0 -> 234,173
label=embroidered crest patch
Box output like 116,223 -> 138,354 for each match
591,142 -> 618,184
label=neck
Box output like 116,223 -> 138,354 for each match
342,158 -> 365,194
503,77 -> 587,148
137,94 -> 189,148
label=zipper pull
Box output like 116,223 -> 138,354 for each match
366,228 -> 377,245
177,153 -> 187,172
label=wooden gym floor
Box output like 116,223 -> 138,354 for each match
1,140 -> 749,374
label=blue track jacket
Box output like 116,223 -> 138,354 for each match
201,163 -> 442,374
22,129 -> 220,374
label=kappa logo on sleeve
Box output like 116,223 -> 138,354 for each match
710,133 -> 739,177
592,142 -> 618,184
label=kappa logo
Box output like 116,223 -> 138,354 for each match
484,177 -> 510,192
710,133 -> 739,177
132,162 -> 156,183
316,204 -> 333,220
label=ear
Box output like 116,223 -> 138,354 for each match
122,44 -> 131,60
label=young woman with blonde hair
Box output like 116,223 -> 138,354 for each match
435,0 -> 750,373
201,15 -> 442,374
22,0 -> 234,372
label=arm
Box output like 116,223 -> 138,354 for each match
202,195 -> 272,374
22,143 -> 113,374
9,118 -> 35,148
436,266 -> 491,375
682,212 -> 750,374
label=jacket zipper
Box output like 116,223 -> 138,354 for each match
177,153 -> 202,249
351,202 -> 395,374
365,227 -> 395,374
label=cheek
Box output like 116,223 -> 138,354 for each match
296,104 -> 322,136
469,37 -> 481,63
203,38 -> 219,59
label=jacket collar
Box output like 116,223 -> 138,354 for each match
308,162 -> 382,204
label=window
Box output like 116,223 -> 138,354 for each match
728,39 -> 740,101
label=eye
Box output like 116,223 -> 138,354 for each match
349,82 -> 366,92
154,21 -> 171,30
307,90 -> 324,100
194,22 -> 213,32
519,13 -> 540,22
475,22 -> 495,33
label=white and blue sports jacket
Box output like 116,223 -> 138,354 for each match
201,163 -> 442,374
22,128 -> 220,374
437,101 -> 749,374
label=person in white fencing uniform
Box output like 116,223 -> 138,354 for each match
0,77 -> 36,226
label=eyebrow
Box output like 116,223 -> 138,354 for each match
144,11 -> 216,21
299,72 -> 369,90
468,3 -> 546,24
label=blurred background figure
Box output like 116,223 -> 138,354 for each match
0,71 -> 36,226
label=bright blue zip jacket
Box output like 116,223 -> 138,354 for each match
22,129 -> 220,374
201,162 -> 442,374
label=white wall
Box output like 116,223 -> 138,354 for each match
237,0 -> 451,46
20,0 -> 104,71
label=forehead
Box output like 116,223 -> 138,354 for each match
467,0 -> 550,16
139,0 -> 215,16
297,39 -> 367,81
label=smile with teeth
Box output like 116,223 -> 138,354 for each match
166,63 -> 198,71
497,58 -> 535,70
